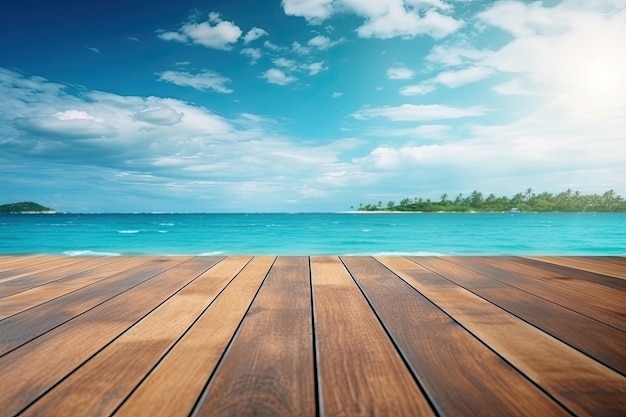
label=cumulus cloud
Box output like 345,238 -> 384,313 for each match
306,61 -> 327,75
332,92 -> 343,98
399,84 -> 436,95
273,57 -> 298,69
156,70 -> 233,93
281,0 -> 335,24
282,0 -> 463,39
307,34 -> 342,50
292,41 -> 310,55
243,27 -> 268,44
1,67 -> 367,211
426,45 -> 491,67
132,106 -> 184,126
158,12 -> 242,50
352,104 -> 488,121
387,66 -> 415,80
260,68 -> 298,85
241,47 -> 262,64
432,66 -> 494,88
14,110 -> 116,139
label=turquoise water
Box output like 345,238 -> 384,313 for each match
1,212 -> 625,256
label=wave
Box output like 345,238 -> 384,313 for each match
64,250 -> 122,256
197,251 -> 225,256
118,230 -> 140,234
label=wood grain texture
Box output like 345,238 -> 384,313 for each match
341,256 -> 566,417
0,256 -> 179,355
19,257 -> 251,417
0,256 -> 218,417
380,256 -> 626,417
412,256 -> 626,376
526,256 -> 626,280
0,257 -> 122,298
0,257 -> 89,284
446,257 -> 626,331
0,257 -> 152,320
114,256 -> 275,417
194,256 -> 316,417
311,256 -> 435,417
0,256 -> 623,417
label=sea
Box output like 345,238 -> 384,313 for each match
1,212 -> 625,256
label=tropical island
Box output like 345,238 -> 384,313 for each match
355,189 -> 626,212
0,201 -> 56,214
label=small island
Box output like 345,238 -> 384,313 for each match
0,201 -> 56,214
355,189 -> 626,212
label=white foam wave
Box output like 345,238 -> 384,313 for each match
64,250 -> 122,256
197,251 -> 225,256
118,230 -> 140,234
159,223 -> 175,226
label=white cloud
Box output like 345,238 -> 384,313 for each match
479,0 -> 626,108
273,57 -> 298,69
264,40 -> 282,51
243,27 -> 268,44
281,0 -> 335,24
260,68 -> 298,85
158,13 -> 242,50
292,41 -> 310,55
241,47 -> 262,64
306,61 -> 327,75
332,92 -> 343,98
85,46 -> 100,54
307,35 -> 342,50
432,66 -> 494,88
386,66 -> 415,80
132,106 -> 184,126
426,45 -> 491,67
282,0 -> 463,39
352,104 -> 488,121
358,8 -> 462,39
156,70 -> 233,93
399,84 -> 436,95
1,67 -> 368,212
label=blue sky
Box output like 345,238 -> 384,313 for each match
1,0 -> 625,212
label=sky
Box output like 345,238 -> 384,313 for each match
1,0 -> 625,213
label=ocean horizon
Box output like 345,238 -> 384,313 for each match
2,212 -> 625,256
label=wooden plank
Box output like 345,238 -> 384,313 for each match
0,257 -> 90,283
193,257 -> 316,417
0,257 -> 183,355
379,256 -> 626,417
341,256 -> 569,417
19,256 -> 252,417
527,256 -> 626,279
310,256 -> 435,417
0,256 -> 124,298
0,256 -> 221,417
114,256 -> 275,417
412,257 -> 626,376
0,255 -> 45,269
446,257 -> 626,331
0,257 -> 152,320
516,257 -> 626,294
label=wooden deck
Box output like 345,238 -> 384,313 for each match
0,255 -> 624,417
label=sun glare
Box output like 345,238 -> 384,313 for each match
588,60 -> 613,92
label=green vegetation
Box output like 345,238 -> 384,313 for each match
356,189 -> 626,212
0,201 -> 56,214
